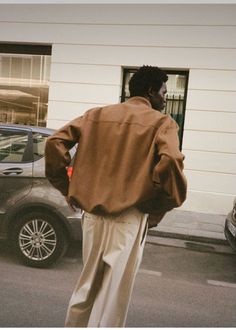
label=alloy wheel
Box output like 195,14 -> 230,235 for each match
18,219 -> 57,261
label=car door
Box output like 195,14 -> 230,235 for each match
0,126 -> 33,212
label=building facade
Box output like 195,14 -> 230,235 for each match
0,4 -> 235,218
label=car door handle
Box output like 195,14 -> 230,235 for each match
2,168 -> 23,175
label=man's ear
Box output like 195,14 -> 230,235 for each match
148,87 -> 155,97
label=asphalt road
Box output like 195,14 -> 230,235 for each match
0,238 -> 236,327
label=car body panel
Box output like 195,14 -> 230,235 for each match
0,127 -> 33,205
224,197 -> 236,251
0,124 -> 82,243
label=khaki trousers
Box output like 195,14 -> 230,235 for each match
65,207 -> 148,327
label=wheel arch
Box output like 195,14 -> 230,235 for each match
7,203 -> 72,242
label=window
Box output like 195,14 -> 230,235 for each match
0,44 -> 51,127
121,68 -> 189,148
0,130 -> 29,163
32,132 -> 47,161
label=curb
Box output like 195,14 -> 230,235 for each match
146,230 -> 236,255
147,229 -> 228,246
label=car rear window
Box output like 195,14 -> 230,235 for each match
32,133 -> 48,161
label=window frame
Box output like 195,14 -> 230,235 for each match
0,43 -> 52,127
0,43 -> 51,55
120,67 -> 189,148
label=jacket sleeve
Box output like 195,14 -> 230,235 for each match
44,116 -> 83,196
152,116 -> 187,212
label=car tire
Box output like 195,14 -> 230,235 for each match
12,211 -> 68,268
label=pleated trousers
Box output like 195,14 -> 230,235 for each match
65,207 -> 148,327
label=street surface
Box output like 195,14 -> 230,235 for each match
0,238 -> 236,327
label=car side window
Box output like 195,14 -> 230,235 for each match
0,130 -> 29,163
32,133 -> 48,161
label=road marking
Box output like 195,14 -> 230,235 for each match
207,280 -> 236,288
139,269 -> 162,277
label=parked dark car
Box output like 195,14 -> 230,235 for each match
0,124 -> 82,268
224,197 -> 236,251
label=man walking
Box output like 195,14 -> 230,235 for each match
45,65 -> 187,327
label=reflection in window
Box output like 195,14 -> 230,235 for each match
0,51 -> 51,127
32,133 -> 47,161
0,131 -> 29,163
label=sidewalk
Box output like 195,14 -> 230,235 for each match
149,209 -> 227,244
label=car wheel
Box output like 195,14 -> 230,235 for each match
12,211 -> 68,268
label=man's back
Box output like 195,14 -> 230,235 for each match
68,97 -> 168,214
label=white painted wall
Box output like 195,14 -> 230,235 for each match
0,4 -> 235,215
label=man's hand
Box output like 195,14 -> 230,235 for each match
147,212 -> 166,228
66,196 -> 77,212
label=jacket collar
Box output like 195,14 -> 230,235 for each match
126,96 -> 152,108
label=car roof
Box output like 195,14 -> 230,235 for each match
0,123 -> 55,135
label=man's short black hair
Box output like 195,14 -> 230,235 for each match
129,65 -> 168,97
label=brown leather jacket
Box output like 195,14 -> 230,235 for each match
45,97 -> 187,227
